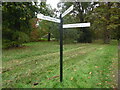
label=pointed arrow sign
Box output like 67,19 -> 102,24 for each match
63,23 -> 90,28
62,5 -> 74,17
37,14 -> 60,23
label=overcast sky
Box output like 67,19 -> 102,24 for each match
46,0 -> 60,9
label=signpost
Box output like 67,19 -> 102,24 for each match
37,5 -> 90,82
59,5 -> 74,82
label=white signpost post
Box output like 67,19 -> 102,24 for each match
37,5 -> 90,82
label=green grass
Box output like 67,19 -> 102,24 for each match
2,41 -> 118,88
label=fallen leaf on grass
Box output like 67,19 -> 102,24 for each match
96,83 -> 101,85
111,85 -> 115,88
89,72 -> 92,74
74,69 -> 76,71
88,77 -> 90,79
113,75 -> 115,77
95,66 -> 99,68
109,68 -> 112,70
105,81 -> 108,83
48,75 -> 60,80
16,61 -> 19,63
70,77 -> 73,80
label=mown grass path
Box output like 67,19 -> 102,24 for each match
2,41 -> 118,88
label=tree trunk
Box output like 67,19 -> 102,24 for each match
103,2 -> 112,44
48,33 -> 51,41
103,29 -> 111,44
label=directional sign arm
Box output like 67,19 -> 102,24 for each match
63,23 -> 90,28
62,5 -> 74,17
37,14 -> 60,23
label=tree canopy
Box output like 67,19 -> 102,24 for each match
2,2 -> 120,48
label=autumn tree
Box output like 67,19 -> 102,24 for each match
89,2 -> 120,44
2,2 -> 39,48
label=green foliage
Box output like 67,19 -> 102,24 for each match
2,39 -> 12,49
87,2 -> 120,43
2,2 -> 120,48
57,2 -> 93,43
2,2 -> 39,48
39,3 -> 54,17
63,29 -> 78,44
49,23 -> 59,40
62,12 -> 79,43
18,32 -> 30,43
29,3 -> 57,41
74,2 -> 93,43
2,31 -> 29,48
77,28 -> 92,43
30,29 -> 41,41
38,19 -> 59,41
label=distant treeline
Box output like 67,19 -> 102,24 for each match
2,2 -> 120,48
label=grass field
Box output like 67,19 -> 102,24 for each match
2,41 -> 118,88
